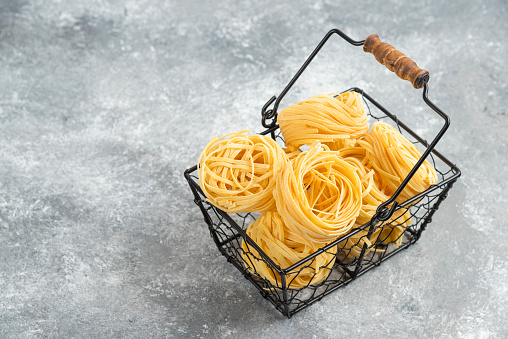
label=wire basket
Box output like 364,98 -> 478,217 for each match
184,29 -> 461,318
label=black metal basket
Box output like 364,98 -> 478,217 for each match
184,29 -> 461,318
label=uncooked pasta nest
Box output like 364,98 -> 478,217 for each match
358,121 -> 438,202
198,130 -> 288,213
274,143 -> 363,245
277,91 -> 369,151
241,211 -> 337,289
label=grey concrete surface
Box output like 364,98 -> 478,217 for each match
1,0 -> 507,338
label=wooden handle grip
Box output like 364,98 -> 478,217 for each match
363,34 -> 429,89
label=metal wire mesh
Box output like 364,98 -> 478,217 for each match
184,89 -> 459,318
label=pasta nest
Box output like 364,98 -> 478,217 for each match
241,211 -> 337,289
274,143 -> 362,245
357,122 -> 438,202
198,131 -> 288,213
277,91 -> 369,151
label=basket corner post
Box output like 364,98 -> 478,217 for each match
279,272 -> 291,318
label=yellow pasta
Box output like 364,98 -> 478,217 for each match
335,142 -> 411,258
358,121 -> 438,202
274,143 -> 362,245
198,130 -> 288,213
283,146 -> 302,162
241,211 -> 337,289
337,143 -> 389,226
277,91 -> 369,151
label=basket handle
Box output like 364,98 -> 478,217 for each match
363,34 -> 429,89
261,28 -> 454,222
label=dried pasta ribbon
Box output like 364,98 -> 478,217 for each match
198,130 -> 288,213
336,143 -> 411,258
274,143 -> 362,245
283,146 -> 302,162
338,143 -> 388,224
241,211 -> 337,289
277,91 -> 369,151
358,121 -> 437,202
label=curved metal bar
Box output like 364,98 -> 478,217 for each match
259,28 -> 452,222
374,83 -> 450,221
261,29 -> 364,126
261,95 -> 276,128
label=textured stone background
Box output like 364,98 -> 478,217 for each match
1,0 -> 507,338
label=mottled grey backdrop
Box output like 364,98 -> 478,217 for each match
1,0 -> 507,338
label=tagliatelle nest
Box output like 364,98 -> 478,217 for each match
274,143 -> 363,245
358,122 -> 438,202
198,131 -> 288,213
277,91 -> 369,151
241,211 -> 337,289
